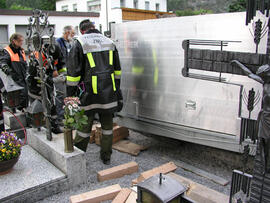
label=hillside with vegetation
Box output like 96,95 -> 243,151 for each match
0,0 -> 246,16
0,0 -> 56,10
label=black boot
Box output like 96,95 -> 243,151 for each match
100,134 -> 113,165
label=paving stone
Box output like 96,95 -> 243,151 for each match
27,128 -> 86,187
0,145 -> 68,203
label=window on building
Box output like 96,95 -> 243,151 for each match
156,3 -> 160,11
73,4 -> 77,12
87,0 -> 101,12
0,25 -> 8,45
134,0 -> 138,9
61,5 -> 68,12
120,0 -> 125,7
145,1 -> 150,10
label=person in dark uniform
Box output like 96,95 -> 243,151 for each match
55,26 -> 75,124
0,33 -> 28,110
66,19 -> 123,164
27,43 -> 64,134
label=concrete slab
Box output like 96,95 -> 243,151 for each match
0,145 -> 68,203
3,111 -> 27,130
27,128 -> 86,187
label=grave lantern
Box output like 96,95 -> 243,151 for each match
137,173 -> 195,203
27,99 -> 44,130
0,70 -> 23,109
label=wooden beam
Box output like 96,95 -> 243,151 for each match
132,162 -> 177,185
70,184 -> 121,203
98,162 -> 139,182
125,191 -> 138,203
171,159 -> 229,186
112,188 -> 132,203
168,173 -> 229,203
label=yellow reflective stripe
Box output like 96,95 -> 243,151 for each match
59,67 -> 67,73
67,76 -> 81,82
111,73 -> 116,91
87,53 -> 95,68
92,76 -> 97,94
132,66 -> 144,74
154,67 -> 159,86
37,79 -> 41,84
109,50 -> 113,65
114,70 -> 122,76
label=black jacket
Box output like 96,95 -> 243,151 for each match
0,44 -> 28,108
27,44 -> 65,98
56,37 -> 70,68
67,29 -> 122,114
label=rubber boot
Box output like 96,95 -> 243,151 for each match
100,134 -> 113,165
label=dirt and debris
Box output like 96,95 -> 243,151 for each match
37,129 -> 254,203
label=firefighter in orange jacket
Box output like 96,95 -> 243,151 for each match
0,33 -> 28,110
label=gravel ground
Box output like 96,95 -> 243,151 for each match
37,130 -> 254,203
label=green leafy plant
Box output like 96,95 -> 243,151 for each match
63,97 -> 88,131
9,3 -> 32,10
175,9 -> 213,17
0,0 -> 7,9
228,0 -> 246,12
0,132 -> 22,161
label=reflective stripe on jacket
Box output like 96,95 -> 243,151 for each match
66,29 -> 122,113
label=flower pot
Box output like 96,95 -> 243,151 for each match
0,156 -> 20,175
64,128 -> 74,153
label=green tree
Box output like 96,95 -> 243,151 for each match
175,9 -> 213,17
6,0 -> 56,10
228,0 -> 246,12
0,0 -> 6,8
9,4 -> 32,10
40,0 -> 56,11
168,0 -> 188,11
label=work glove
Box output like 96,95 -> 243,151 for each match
117,89 -> 123,112
53,74 -> 66,83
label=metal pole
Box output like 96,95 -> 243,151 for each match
106,0 -> 109,32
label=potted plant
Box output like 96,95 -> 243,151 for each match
63,97 -> 88,153
0,131 -> 22,175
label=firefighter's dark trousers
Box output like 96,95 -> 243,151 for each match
74,112 -> 113,161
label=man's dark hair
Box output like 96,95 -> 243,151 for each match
79,19 -> 95,32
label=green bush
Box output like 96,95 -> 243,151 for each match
9,4 -> 32,10
228,0 -> 246,12
175,9 -> 213,17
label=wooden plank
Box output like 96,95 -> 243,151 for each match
95,125 -> 129,145
132,162 -> 177,185
125,191 -> 137,203
98,162 -> 139,182
173,160 -> 229,186
112,140 -> 147,156
112,188 -> 132,203
89,124 -> 99,144
69,184 -> 121,203
168,173 -> 229,203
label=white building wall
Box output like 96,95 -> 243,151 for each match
56,0 -> 167,32
56,0 -> 89,12
56,0 -> 167,12
0,14 -> 99,45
